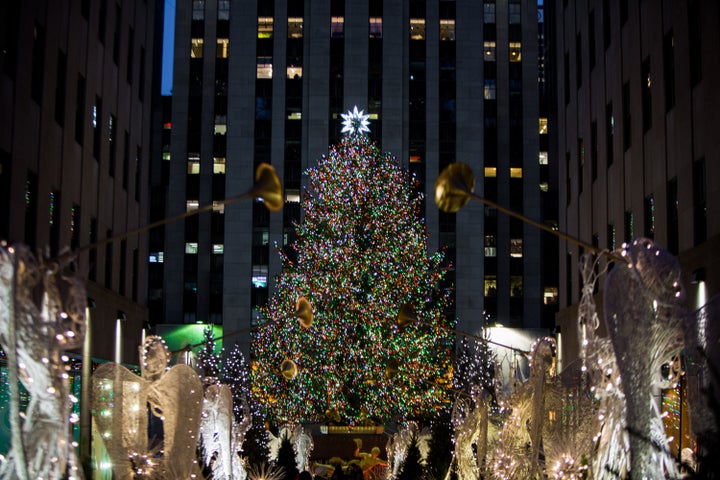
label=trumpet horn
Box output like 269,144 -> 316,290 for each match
396,304 -> 418,329
434,162 -> 475,213
280,358 -> 298,380
385,359 -> 399,379
296,296 -> 313,329
249,163 -> 283,212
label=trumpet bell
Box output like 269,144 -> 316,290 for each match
280,358 -> 298,380
296,296 -> 313,329
396,304 -> 417,329
434,162 -> 475,213
251,163 -> 283,212
385,359 -> 399,379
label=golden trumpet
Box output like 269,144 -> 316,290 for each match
250,163 -> 283,212
296,296 -> 313,329
434,162 -> 475,213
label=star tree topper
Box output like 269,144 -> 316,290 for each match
340,106 -> 371,136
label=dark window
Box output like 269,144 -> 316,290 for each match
123,131 -> 129,189
99,0 -> 107,44
105,229 -> 113,288
605,102 -> 614,165
693,158 -> 706,245
24,171 -> 38,249
620,0 -> 628,25
588,11 -> 596,70
624,211 -> 633,243
564,51 -> 570,104
663,31 -> 675,112
132,248 -> 138,301
688,0 -> 701,86
138,46 -> 145,101
55,50 -> 67,125
577,137 -> 584,194
81,0 -> 90,20
70,204 -> 81,250
108,114 -> 116,176
119,239 -> 126,295
644,195 -> 655,239
135,146 -> 141,201
31,22 -> 46,104
666,177 -> 678,254
622,81 -> 631,151
0,3 -> 20,78
607,222 -> 616,250
49,190 -> 61,257
113,3 -> 121,64
565,151 -> 571,205
89,218 -> 98,281
590,120 -> 597,181
602,0 -> 611,49
576,33 -> 582,87
641,57 -> 651,133
75,75 -> 86,145
0,150 -> 10,239
127,27 -> 134,84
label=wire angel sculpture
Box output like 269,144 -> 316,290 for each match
91,335 -> 204,479
0,244 -> 86,480
603,238 -> 684,479
447,389 -> 489,480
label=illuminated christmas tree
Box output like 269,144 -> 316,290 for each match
196,326 -> 220,381
251,107 -> 454,425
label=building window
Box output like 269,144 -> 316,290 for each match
664,31 -> 675,112
92,97 -> 102,160
538,117 -> 548,134
539,151 -> 548,164
216,39 -> 229,58
214,115 -> 227,135
510,167 -> 522,178
55,50 -> 67,125
484,235 -> 496,257
642,57 -> 652,133
510,276 -> 523,297
213,157 -> 226,174
484,2 -> 495,23
484,79 -> 496,99
667,177 -> 678,254
539,182 -> 549,192
70,204 -> 80,250
212,201 -> 225,214
331,17 -> 344,38
126,27 -> 134,84
218,0 -> 229,20
508,2 -> 521,24
693,158 -> 707,245
607,222 -> 616,250
257,57 -> 273,78
510,238 -> 523,257
31,22 -> 46,104
624,211 -> 634,244
108,114 -> 116,176
187,200 -> 199,212
644,195 -> 655,239
622,81 -> 631,150
258,17 -> 274,38
185,242 -> 199,254
188,153 -> 200,174
252,265 -> 268,288
484,41 -> 496,61
606,102 -> 614,166
287,65 -> 302,79
509,42 -> 522,62
588,10 -> 596,70
544,287 -> 558,305
484,276 -> 497,296
74,75 -> 86,145
192,0 -> 205,20
440,19 -> 455,41
484,167 -> 497,178
577,137 -> 584,194
191,38 -> 204,58
213,244 -> 224,254
288,17 -> 303,38
410,19 -> 425,40
369,17 -> 382,38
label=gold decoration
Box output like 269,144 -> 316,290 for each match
396,304 -> 417,329
385,359 -> 399,379
250,163 -> 283,212
281,358 -> 298,380
296,296 -> 313,329
434,162 -> 475,213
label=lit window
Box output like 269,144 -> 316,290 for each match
285,189 -> 300,203
369,17 -> 382,38
539,151 -> 548,164
485,235 -> 497,257
212,244 -> 224,254
288,17 -> 303,38
440,19 -> 455,41
162,152 -> 171,161
540,182 -> 549,192
191,38 -> 204,58
186,200 -> 199,212
331,17 -> 344,37
484,79 -> 496,99
287,111 -> 302,120
149,251 -> 164,263
187,158 -> 200,175
484,276 -> 497,296
539,117 -> 548,134
544,287 -> 559,305
484,41 -> 496,61
510,42 -> 522,62
252,265 -> 268,288
286,65 -> 302,79
410,19 -> 426,40
216,39 -> 229,58
257,57 -> 273,78
509,2 -> 521,24
214,115 -> 227,135
484,3 -> 495,23
192,0 -> 205,20
213,157 -> 226,174
185,242 -> 198,254
212,201 -> 225,214
510,238 -> 523,257
484,167 -> 497,177
510,167 -> 523,178
217,0 -> 229,20
410,155 -> 422,163
258,17 -> 274,38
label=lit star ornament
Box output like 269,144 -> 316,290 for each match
340,106 -> 371,136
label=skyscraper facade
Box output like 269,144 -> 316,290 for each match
551,0 -> 720,363
0,0 -> 159,362
158,0 -> 558,352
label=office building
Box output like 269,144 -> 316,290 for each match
157,0 -> 558,352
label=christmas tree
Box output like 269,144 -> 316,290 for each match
196,326 -> 220,381
251,107 -> 454,425
396,434 -> 425,480
455,335 -> 498,410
